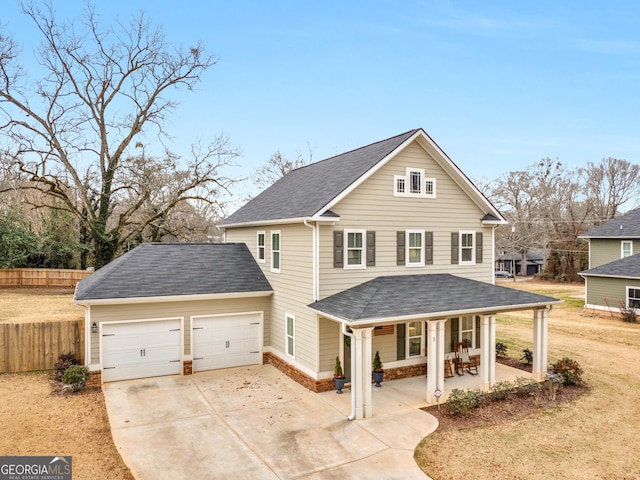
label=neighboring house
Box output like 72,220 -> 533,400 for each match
495,250 -> 545,276
579,208 -> 640,313
75,128 -> 560,419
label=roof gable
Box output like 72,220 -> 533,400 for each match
580,208 -> 640,238
222,128 -> 505,227
74,243 -> 272,302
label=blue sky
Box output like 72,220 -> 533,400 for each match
3,1 -> 640,205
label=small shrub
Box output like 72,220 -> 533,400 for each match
490,380 -> 516,401
62,364 -> 90,392
333,356 -> 344,378
521,348 -> 533,365
495,342 -> 508,358
372,350 -> 383,371
444,388 -> 483,416
552,357 -> 584,385
54,352 -> 79,382
514,376 -> 538,397
621,308 -> 637,323
544,371 -> 565,401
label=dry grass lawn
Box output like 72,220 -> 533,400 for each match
0,288 -> 83,323
415,280 -> 640,480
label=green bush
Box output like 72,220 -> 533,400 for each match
521,348 -> 533,365
444,388 -> 483,416
495,342 -> 508,358
54,352 -> 79,382
62,364 -> 90,392
551,357 -> 584,385
490,380 -> 516,401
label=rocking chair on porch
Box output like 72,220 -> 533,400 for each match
454,341 -> 478,375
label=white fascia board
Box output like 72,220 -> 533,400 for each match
222,216 -> 338,229
308,301 -> 561,326
75,290 -> 273,307
315,130 -> 423,216
580,273 -> 640,280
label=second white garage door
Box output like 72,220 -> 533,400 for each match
192,313 -> 262,372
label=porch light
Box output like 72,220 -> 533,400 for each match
91,322 -> 98,334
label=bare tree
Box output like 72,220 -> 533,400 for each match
0,2 -> 238,267
581,157 -> 640,224
253,146 -> 312,189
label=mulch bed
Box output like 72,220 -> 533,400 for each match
422,357 -> 588,431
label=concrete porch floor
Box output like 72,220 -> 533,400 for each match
318,362 -> 530,414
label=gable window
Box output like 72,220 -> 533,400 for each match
257,232 -> 265,263
407,230 -> 424,266
271,231 -> 281,273
622,241 -> 633,258
394,168 -> 436,198
285,314 -> 295,357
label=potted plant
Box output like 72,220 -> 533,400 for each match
333,356 -> 346,394
372,350 -> 384,387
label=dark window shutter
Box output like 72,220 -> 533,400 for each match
451,232 -> 459,264
366,231 -> 376,267
333,231 -> 343,268
396,323 -> 406,360
397,231 -> 405,265
425,232 -> 433,265
475,316 -> 481,348
476,232 -> 483,263
450,317 -> 459,351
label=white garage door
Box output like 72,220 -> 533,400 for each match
192,313 -> 261,372
101,318 -> 182,382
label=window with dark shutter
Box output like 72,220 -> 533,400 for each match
425,232 -> 433,265
366,231 -> 376,267
397,231 -> 405,265
451,232 -> 459,264
476,232 -> 483,263
333,231 -> 343,268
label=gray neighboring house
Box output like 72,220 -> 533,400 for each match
579,208 -> 640,313
75,128 -> 561,419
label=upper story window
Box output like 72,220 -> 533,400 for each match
407,230 -> 424,266
394,168 -> 436,198
334,230 -> 375,269
451,231 -> 483,265
257,231 -> 265,263
345,229 -> 366,268
271,231 -> 281,273
622,241 -> 633,258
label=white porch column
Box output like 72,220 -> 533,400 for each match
532,309 -> 549,381
351,327 -> 374,419
426,320 -> 446,403
480,314 -> 497,389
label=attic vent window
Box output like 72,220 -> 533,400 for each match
394,168 -> 436,198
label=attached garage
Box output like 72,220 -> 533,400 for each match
192,313 -> 262,372
74,243 -> 273,383
101,318 -> 183,382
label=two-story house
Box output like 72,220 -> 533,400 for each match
580,208 -> 640,314
75,128 -> 559,419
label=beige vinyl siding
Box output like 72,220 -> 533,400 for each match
318,317 -> 340,374
319,142 -> 493,298
585,276 -> 635,309
226,224 -> 318,372
371,330 -> 398,366
89,296 -> 270,365
588,239 -> 640,268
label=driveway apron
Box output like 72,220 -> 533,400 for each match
102,365 -> 436,479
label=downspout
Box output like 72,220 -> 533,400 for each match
341,322 -> 356,420
303,220 -> 319,301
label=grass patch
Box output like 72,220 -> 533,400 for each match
0,288 -> 83,323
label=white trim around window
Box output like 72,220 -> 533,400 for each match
459,230 -> 476,265
285,313 -> 295,357
256,231 -> 266,263
622,240 -> 633,258
344,229 -> 366,269
394,167 -> 436,198
407,321 -> 424,357
271,230 -> 281,273
406,230 -> 425,267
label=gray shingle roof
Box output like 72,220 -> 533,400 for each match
580,253 -> 640,279
74,243 -> 272,301
222,129 -> 420,225
308,274 -> 560,322
580,208 -> 640,238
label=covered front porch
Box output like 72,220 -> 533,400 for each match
308,274 -> 561,419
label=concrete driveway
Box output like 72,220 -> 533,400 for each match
102,365 -> 437,479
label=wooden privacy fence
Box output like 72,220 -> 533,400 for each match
0,268 -> 92,288
0,320 -> 84,373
